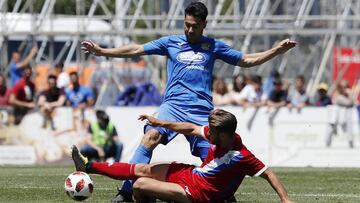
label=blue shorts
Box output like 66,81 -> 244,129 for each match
144,103 -> 210,159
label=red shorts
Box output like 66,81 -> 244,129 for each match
166,162 -> 209,203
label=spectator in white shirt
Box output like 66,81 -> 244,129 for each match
234,74 -> 266,108
212,78 -> 232,106
287,75 -> 308,111
54,62 -> 70,90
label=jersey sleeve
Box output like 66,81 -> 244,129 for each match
214,39 -> 243,65
201,125 -> 210,140
243,153 -> 267,177
143,36 -> 170,56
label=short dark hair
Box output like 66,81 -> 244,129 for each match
296,75 -> 305,83
55,62 -> 64,70
23,65 -> 32,71
209,109 -> 237,135
96,110 -> 109,123
185,1 -> 208,21
48,74 -> 57,80
251,74 -> 262,85
69,71 -> 78,77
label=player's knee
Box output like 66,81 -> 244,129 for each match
132,177 -> 148,192
141,129 -> 162,149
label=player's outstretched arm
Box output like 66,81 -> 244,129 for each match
237,39 -> 296,68
138,115 -> 203,136
81,40 -> 146,58
260,169 -> 295,203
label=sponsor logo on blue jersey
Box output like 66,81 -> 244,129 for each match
176,51 -> 206,64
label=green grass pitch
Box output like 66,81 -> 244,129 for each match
0,166 -> 359,202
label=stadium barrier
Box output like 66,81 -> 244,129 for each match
0,106 -> 359,167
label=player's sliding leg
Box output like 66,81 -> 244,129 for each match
133,177 -> 191,203
115,129 -> 163,202
71,145 -> 88,172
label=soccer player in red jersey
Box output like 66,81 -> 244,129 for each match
72,109 -> 294,203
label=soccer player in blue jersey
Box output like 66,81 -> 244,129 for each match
82,2 -> 296,201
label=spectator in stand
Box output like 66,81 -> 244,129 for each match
8,47 -> 38,87
287,75 -> 309,111
230,74 -> 248,102
66,72 -> 94,108
37,75 -> 66,130
9,65 -> 36,125
332,80 -> 354,108
0,74 -> 11,106
0,74 -> 11,127
263,69 -> 281,99
234,74 -> 266,108
80,110 -> 123,162
314,83 -> 332,106
212,78 -> 232,106
266,79 -> 288,108
53,62 -> 70,90
357,90 -> 360,133
326,80 -> 355,148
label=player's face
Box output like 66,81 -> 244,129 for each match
184,15 -> 206,43
209,126 -> 221,145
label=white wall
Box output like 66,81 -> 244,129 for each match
1,106 -> 359,167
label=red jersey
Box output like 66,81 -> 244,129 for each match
167,126 -> 266,202
11,78 -> 35,102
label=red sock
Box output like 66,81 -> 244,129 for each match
90,162 -> 136,180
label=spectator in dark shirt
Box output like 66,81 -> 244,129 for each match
0,74 -> 11,106
9,65 -> 36,125
314,83 -> 331,106
267,79 -> 287,108
38,75 -> 66,130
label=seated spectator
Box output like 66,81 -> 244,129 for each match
266,79 -> 287,108
37,75 -> 66,130
234,74 -> 266,107
0,74 -> 10,106
263,69 -> 281,99
8,47 -> 38,87
212,78 -> 232,106
313,83 -> 332,106
66,72 -> 94,108
80,110 -> 123,162
53,62 -> 70,90
287,75 -> 309,110
229,74 -> 247,102
9,65 -> 36,125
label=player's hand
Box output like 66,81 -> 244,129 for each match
81,40 -> 102,55
138,114 -> 162,127
275,39 -> 296,54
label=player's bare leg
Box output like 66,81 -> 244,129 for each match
132,164 -> 191,203
113,129 -> 163,202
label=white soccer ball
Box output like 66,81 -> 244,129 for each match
64,171 -> 94,201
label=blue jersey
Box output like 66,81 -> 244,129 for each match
8,62 -> 23,87
144,35 -> 242,112
66,86 -> 94,107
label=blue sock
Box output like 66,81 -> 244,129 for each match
121,145 -> 152,193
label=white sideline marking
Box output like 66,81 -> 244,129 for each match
241,192 -> 360,198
